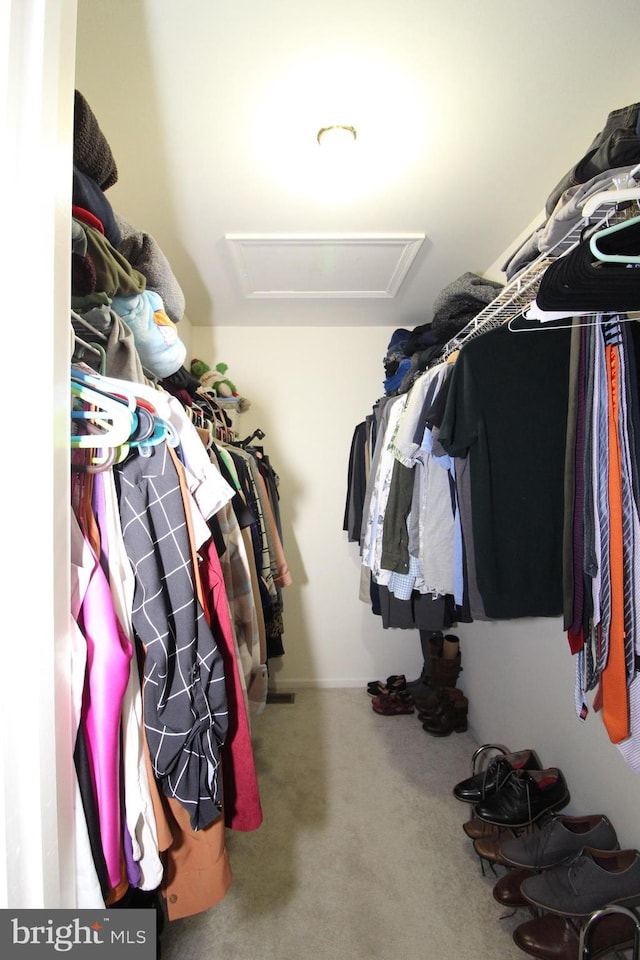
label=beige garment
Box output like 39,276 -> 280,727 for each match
246,663 -> 269,716
216,500 -> 263,697
241,525 -> 268,668
255,470 -> 292,588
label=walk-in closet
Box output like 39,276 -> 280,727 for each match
6,1 -> 640,959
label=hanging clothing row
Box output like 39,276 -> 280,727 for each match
158,363 -> 292,664
70,359 -> 292,920
345,120 -> 640,769
68,90 -> 292,925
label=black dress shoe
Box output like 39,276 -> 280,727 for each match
474,767 -> 570,827
453,749 -> 542,804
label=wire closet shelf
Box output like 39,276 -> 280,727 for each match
438,174 -> 640,362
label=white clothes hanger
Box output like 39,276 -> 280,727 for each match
509,308 -> 640,334
580,161 -> 640,219
523,300 -> 580,322
70,366 -> 173,421
71,379 -> 135,449
71,363 -> 182,459
582,185 -> 640,220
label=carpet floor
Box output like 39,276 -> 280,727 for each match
161,687 -> 527,960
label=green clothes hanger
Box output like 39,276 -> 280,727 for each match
589,213 -> 640,264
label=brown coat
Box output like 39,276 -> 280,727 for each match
143,732 -> 232,921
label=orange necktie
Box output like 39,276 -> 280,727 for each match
600,343 -> 630,743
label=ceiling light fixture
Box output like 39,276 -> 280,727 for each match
316,125 -> 357,145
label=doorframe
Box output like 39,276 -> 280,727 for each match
0,0 -> 77,908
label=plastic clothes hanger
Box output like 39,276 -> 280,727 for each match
509,312 -> 584,333
71,424 -> 121,473
588,213 -> 640,263
133,415 -> 179,455
84,443 -> 119,473
509,308 -> 640,334
71,367 -> 137,417
70,367 -> 172,421
72,334 -> 107,375
582,186 -> 640,219
71,380 -> 135,449
71,367 -> 179,448
241,428 -> 265,448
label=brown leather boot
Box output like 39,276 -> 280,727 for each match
416,686 -> 465,718
434,651 -> 462,689
422,691 -> 468,736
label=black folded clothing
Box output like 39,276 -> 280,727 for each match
536,219 -> 640,314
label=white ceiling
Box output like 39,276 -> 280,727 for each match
75,0 -> 640,328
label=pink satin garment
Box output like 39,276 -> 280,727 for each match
78,533 -> 133,889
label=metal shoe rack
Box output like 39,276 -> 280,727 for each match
466,744 -> 640,960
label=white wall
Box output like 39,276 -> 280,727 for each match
192,324 -> 426,689
457,618 -> 640,851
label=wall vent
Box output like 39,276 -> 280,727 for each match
225,232 -> 425,299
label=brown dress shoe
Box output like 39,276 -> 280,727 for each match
493,866 -> 536,907
513,913 -> 636,960
463,816 -> 509,840
473,834 -> 510,864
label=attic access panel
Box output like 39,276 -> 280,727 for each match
225,233 -> 425,299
